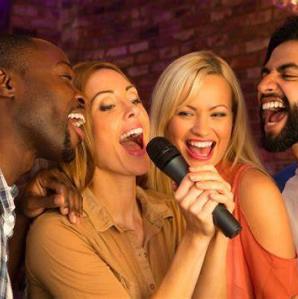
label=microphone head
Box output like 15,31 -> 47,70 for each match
146,137 -> 181,170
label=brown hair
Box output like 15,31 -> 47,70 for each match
61,61 -> 129,191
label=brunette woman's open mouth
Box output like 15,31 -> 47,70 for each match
120,127 -> 145,156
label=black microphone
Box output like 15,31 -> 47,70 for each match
146,136 -> 241,238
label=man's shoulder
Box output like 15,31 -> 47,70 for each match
274,163 -> 297,192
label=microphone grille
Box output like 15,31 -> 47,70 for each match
146,137 -> 180,169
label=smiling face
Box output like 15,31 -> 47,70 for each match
84,68 -> 149,176
167,74 -> 233,167
13,39 -> 85,163
258,40 -> 298,152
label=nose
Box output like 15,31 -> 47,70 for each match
75,93 -> 85,109
257,73 -> 278,95
191,116 -> 209,137
124,101 -> 139,119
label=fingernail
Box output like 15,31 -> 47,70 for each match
189,175 -> 196,181
70,212 -> 77,224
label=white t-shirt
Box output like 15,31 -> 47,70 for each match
282,167 -> 298,252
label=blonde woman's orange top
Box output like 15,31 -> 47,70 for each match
221,164 -> 298,299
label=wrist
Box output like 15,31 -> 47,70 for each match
183,229 -> 212,247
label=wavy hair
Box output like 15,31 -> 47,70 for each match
148,51 -> 265,195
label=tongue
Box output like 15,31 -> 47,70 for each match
189,145 -> 212,156
121,140 -> 142,151
269,111 -> 286,123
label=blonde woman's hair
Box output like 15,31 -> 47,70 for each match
61,61 -> 129,191
148,51 -> 265,195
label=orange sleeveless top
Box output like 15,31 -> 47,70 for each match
219,164 -> 298,299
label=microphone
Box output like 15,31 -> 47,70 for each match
146,136 -> 241,238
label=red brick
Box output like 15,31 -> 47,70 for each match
210,8 -> 232,22
246,67 -> 262,79
230,53 -> 261,70
247,9 -> 272,25
106,46 -> 127,57
127,65 -> 149,77
245,38 -> 269,53
114,56 -> 134,68
136,52 -> 158,64
129,41 -> 149,54
159,46 -> 179,59
173,29 -> 195,41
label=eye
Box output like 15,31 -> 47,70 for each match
99,104 -> 115,111
282,74 -> 298,80
211,112 -> 227,117
61,74 -> 73,81
177,110 -> 193,117
131,98 -> 142,105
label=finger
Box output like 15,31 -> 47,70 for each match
68,212 -> 78,224
209,192 -> 234,213
178,185 -> 204,210
24,194 -> 64,218
174,174 -> 195,201
195,180 -> 231,194
25,194 -> 64,211
189,172 -> 231,191
68,189 -> 83,217
39,175 -> 69,198
199,197 -> 220,221
188,190 -> 211,215
189,165 -> 217,173
189,171 -> 221,182
59,207 -> 69,215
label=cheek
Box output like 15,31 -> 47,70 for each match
167,118 -> 185,143
217,120 -> 233,149
284,84 -> 298,104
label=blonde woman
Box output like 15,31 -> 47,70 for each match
25,61 -> 233,299
148,51 -> 298,298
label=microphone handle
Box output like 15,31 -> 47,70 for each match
163,155 -> 241,238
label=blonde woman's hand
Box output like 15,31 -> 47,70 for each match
174,165 -> 235,239
188,165 -> 234,214
174,175 -> 221,239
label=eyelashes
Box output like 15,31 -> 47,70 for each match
99,104 -> 115,111
99,98 -> 142,111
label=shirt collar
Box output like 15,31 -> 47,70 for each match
83,186 -> 174,232
0,169 -> 17,215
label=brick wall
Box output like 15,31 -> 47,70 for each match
9,0 -> 296,173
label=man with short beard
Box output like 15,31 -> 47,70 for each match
258,16 -> 298,252
0,34 -> 86,299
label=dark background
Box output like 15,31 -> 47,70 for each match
2,0 -> 296,173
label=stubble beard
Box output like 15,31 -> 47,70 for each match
261,104 -> 298,152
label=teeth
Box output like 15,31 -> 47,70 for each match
68,112 -> 86,128
189,141 -> 213,148
120,127 -> 143,141
262,101 -> 285,110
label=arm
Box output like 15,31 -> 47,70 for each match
238,168 -> 298,296
152,168 -> 233,299
188,165 -> 233,299
239,168 -> 295,258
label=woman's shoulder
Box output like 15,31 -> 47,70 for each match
238,166 -> 277,200
235,165 -> 296,258
27,210 -> 91,246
